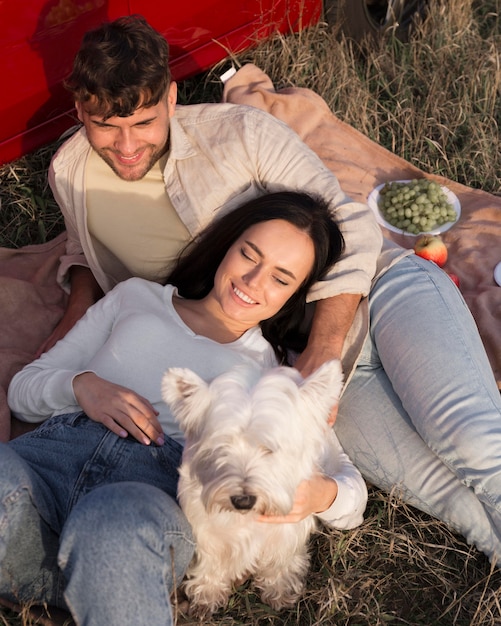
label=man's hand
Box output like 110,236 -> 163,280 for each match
73,372 -> 164,446
36,266 -> 103,357
257,474 -> 338,524
295,293 -> 361,376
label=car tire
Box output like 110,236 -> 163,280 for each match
324,0 -> 429,42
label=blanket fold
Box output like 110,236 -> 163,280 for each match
0,232 -> 67,440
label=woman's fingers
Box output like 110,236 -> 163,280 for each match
73,372 -> 164,444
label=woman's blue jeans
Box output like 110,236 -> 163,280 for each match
336,254 -> 501,562
0,412 -> 194,625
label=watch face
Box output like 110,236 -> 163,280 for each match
494,262 -> 501,287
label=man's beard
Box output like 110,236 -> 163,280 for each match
96,141 -> 168,181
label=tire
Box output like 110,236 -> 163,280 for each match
324,0 -> 429,43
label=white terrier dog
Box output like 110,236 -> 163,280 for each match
162,359 -> 344,617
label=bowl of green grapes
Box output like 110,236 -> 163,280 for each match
367,179 -> 460,236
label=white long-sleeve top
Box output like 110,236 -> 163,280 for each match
8,280 -> 277,442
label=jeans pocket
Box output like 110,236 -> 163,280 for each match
30,410 -> 87,438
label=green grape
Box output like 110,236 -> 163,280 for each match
376,179 -> 458,234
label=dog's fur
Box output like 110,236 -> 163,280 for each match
162,359 -> 344,617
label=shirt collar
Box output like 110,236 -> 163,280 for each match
167,111 -> 197,162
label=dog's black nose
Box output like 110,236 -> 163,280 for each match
230,494 -> 257,510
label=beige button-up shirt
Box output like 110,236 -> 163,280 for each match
49,101 -> 408,383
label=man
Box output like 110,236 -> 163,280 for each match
43,15 -> 384,383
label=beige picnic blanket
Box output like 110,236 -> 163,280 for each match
0,233 -> 68,441
1,64 -> 500,444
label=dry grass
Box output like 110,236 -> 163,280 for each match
0,134 -> 67,248
1,0 -> 501,624
183,0 -> 500,189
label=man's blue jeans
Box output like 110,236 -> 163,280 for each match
0,412 -> 194,625
336,254 -> 501,563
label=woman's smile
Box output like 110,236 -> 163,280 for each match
232,284 -> 258,306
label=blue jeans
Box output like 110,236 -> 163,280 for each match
336,254 -> 501,562
0,412 -> 194,625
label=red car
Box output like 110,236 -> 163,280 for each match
0,0 -> 427,165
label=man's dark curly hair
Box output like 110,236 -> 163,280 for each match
66,15 -> 171,119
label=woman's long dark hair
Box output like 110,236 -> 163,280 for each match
165,191 -> 345,364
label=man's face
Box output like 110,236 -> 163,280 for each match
75,82 -> 177,181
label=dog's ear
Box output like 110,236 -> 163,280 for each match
298,359 -> 344,420
161,368 -> 211,436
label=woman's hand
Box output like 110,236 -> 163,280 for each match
73,372 -> 164,445
257,473 -> 338,524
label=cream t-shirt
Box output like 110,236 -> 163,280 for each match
86,151 -> 191,283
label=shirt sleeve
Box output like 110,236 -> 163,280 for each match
7,285 -> 120,422
315,428 -> 368,529
249,110 -> 383,301
48,130 -> 93,293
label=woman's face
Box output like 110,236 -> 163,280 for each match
212,219 -> 315,330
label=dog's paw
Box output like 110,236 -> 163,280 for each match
184,579 -> 231,619
255,570 -> 306,611
259,587 -> 303,611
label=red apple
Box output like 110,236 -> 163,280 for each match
413,235 -> 448,267
447,272 -> 460,287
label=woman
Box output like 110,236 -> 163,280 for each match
0,192 -> 367,626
